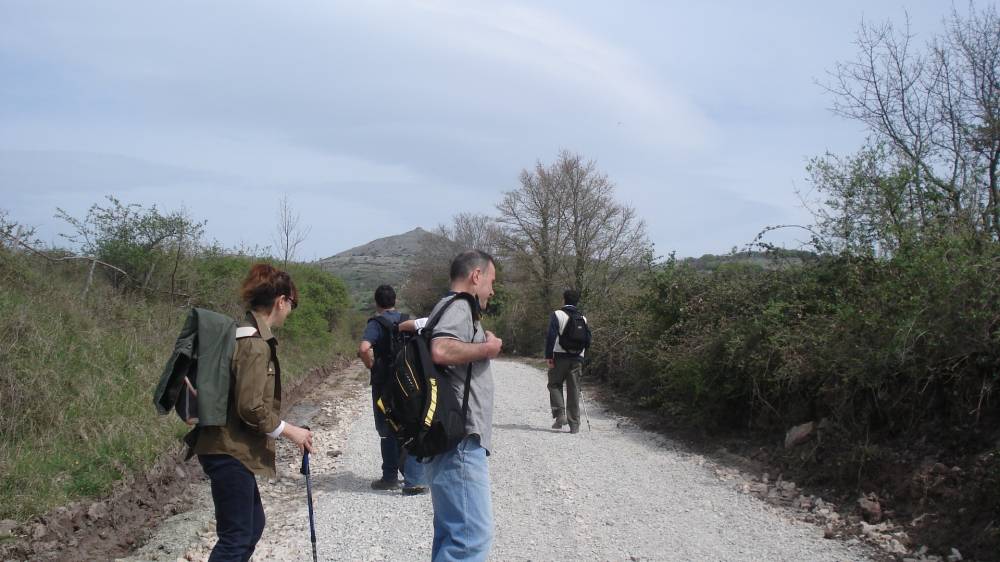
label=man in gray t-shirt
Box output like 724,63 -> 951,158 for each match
424,250 -> 502,562
428,293 -> 495,451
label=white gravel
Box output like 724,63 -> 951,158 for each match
259,359 -> 871,562
126,359 -> 873,561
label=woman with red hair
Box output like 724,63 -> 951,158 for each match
193,263 -> 313,561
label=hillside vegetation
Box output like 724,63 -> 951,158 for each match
0,204 -> 357,522
315,227 -> 460,310
409,6 -> 1000,557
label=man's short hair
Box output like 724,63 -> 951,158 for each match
374,284 -> 396,308
563,289 -> 580,306
450,250 -> 495,281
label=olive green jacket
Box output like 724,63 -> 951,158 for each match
153,308 -> 237,426
192,311 -> 283,477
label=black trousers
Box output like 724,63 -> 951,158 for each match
372,384 -> 401,481
198,454 -> 265,562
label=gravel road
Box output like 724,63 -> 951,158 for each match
124,359 -> 873,561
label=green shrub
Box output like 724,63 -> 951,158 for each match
594,238 -> 1000,436
0,248 -> 355,521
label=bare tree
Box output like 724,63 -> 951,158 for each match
496,160 -> 570,306
274,194 -> 311,268
824,4 -> 1000,238
497,151 -> 650,305
441,212 -> 502,256
555,151 -> 649,299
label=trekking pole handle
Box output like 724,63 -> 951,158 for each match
300,425 -> 311,475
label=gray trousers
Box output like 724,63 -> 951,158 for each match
547,356 -> 582,427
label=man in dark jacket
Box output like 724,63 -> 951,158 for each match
358,284 -> 426,495
544,289 -> 591,434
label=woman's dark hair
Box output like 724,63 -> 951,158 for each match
240,263 -> 298,311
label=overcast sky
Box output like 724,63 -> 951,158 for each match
0,1 -> 959,259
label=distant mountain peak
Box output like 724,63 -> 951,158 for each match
324,227 -> 445,259
315,228 -> 460,306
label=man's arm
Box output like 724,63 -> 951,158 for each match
358,318 -> 381,369
431,333 -> 502,365
357,340 -> 374,369
545,312 -> 558,366
398,317 -> 427,333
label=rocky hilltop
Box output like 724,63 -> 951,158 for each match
315,227 -> 459,308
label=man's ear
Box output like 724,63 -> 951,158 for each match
471,268 -> 481,285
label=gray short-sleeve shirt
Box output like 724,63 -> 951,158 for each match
429,294 -> 495,453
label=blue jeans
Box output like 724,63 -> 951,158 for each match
372,385 -> 426,487
424,436 -> 493,562
198,454 -> 264,562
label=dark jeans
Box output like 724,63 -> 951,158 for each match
198,454 -> 265,562
372,384 -> 401,481
372,385 -> 425,487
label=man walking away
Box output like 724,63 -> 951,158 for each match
358,284 -> 426,495
545,289 -> 591,434
426,250 -> 503,562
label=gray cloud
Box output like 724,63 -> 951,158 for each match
0,0 -> 957,258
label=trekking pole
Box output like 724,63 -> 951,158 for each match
300,430 -> 318,562
580,361 -> 592,432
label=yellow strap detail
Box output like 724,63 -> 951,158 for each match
424,379 -> 437,427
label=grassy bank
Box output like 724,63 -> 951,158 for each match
0,249 -> 359,521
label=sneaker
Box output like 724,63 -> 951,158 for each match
401,485 -> 428,496
552,418 -> 568,429
569,425 -> 580,434
370,479 -> 400,491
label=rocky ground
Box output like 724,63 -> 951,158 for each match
123,360 -> 881,561
116,362 -> 369,562
2,359 -> 978,561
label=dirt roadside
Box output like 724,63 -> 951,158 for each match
119,359 -> 370,561
0,358 -> 362,562
583,367 -> 990,562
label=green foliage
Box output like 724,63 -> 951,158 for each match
281,262 -> 351,345
0,245 -> 355,521
594,238 -> 1000,437
56,195 -> 205,291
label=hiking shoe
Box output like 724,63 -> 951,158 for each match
569,425 -> 580,434
401,485 -> 428,496
552,418 -> 568,429
370,479 -> 400,491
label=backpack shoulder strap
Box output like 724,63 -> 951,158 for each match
371,315 -> 395,333
425,293 -> 478,335
235,326 -> 259,339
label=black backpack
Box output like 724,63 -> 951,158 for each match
558,306 -> 590,354
368,312 -> 409,386
375,293 -> 479,459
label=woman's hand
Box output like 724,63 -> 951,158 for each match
282,423 -> 314,454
